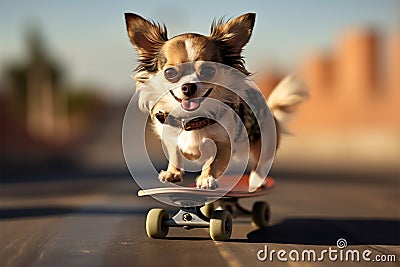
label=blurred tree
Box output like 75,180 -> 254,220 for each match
4,22 -> 67,142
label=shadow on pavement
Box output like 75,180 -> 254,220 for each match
0,206 -> 154,219
165,236 -> 211,241
246,218 -> 400,246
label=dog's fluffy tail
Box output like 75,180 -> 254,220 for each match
249,76 -> 308,192
267,75 -> 308,134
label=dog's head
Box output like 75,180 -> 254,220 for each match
125,13 -> 255,115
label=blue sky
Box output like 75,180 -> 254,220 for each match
0,0 -> 398,98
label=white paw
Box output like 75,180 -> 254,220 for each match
196,175 -> 219,190
158,170 -> 183,183
248,171 -> 266,192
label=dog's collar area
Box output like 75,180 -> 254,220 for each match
155,111 -> 216,131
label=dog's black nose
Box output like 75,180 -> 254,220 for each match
181,83 -> 197,97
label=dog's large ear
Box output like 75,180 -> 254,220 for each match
125,13 -> 168,71
210,13 -> 255,54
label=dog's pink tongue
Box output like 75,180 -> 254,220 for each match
181,99 -> 200,111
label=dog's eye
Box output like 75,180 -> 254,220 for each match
199,66 -> 215,80
164,68 -> 179,82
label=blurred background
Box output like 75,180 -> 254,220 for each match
1,0 -> 399,182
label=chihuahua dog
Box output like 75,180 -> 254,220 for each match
125,12 -> 307,191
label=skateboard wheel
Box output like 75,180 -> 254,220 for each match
210,210 -> 232,241
251,201 -> 270,228
146,208 -> 169,239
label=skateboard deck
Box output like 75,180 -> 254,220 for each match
138,175 -> 275,205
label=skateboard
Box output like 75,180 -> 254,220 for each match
138,175 -> 275,241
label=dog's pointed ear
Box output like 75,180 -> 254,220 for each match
125,13 -> 168,55
210,13 -> 255,53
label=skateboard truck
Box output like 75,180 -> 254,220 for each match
165,207 -> 210,229
146,205 -> 233,241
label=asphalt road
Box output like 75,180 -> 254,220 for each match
1,174 -> 399,267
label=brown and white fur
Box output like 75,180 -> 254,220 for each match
125,12 -> 308,191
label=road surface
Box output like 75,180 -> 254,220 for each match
1,174 -> 399,267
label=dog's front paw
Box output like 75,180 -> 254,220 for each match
159,170 -> 183,183
196,175 -> 219,190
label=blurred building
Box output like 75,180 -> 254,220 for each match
257,28 -> 400,173
336,29 -> 379,93
391,34 -> 400,91
25,29 -> 69,142
3,26 -> 69,145
290,28 -> 399,132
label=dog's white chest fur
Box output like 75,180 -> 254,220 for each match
177,130 -> 202,159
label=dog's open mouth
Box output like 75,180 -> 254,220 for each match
169,88 -> 213,111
